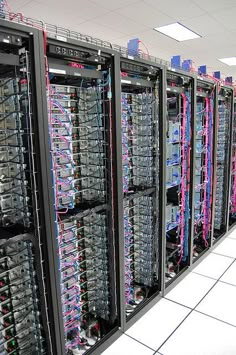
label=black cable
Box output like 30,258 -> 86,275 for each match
0,111 -> 21,122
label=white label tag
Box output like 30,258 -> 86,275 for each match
121,80 -> 132,84
49,68 -> 66,74
56,35 -> 67,42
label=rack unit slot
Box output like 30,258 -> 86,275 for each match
0,23 -> 55,354
193,81 -> 215,259
229,100 -> 236,228
46,40 -> 119,354
213,86 -> 233,241
120,59 -> 160,318
165,72 -> 193,283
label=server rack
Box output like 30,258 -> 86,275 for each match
213,85 -> 233,243
117,53 -> 165,329
0,20 -> 60,354
164,68 -> 195,285
228,98 -> 236,229
193,78 -> 216,260
43,33 -> 122,355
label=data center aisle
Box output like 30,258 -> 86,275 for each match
102,231 -> 236,355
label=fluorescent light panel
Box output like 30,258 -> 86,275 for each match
218,57 -> 236,66
154,22 -> 200,42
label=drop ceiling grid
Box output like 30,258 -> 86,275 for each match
6,0 -> 236,76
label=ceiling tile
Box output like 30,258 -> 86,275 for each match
183,33 -> 236,58
193,0 -> 236,12
90,0 -> 142,11
211,7 -> 236,30
115,2 -> 173,27
140,29 -> 189,51
5,0 -> 236,78
181,14 -> 226,36
34,0 -> 110,21
15,1 -> 86,28
75,21 -> 126,41
92,11 -> 148,34
147,47 -> 171,62
7,0 -> 32,11
144,0 -> 205,20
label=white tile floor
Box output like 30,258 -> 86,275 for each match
102,230 -> 236,355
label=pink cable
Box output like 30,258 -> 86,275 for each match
178,93 -> 187,263
232,119 -> 236,213
209,99 -> 214,208
202,98 -> 209,247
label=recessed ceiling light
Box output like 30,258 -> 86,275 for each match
218,57 -> 236,66
154,22 -> 200,42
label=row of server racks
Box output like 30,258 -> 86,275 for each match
0,18 -> 235,355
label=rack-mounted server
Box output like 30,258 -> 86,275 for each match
165,70 -> 193,283
119,57 -> 162,320
228,99 -> 236,228
213,85 -> 233,242
0,22 -> 58,355
45,37 -> 120,354
193,79 -> 215,258
0,235 -> 46,355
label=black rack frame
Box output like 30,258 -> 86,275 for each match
116,54 -> 166,331
0,19 -> 61,354
41,31 -> 124,355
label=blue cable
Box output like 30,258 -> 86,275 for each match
182,92 -> 191,261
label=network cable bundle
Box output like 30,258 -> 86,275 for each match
165,72 -> 192,282
193,81 -> 214,258
46,41 -> 118,354
214,86 -> 232,240
0,28 -> 50,354
0,63 -> 29,228
229,106 -> 236,227
124,193 -> 156,316
0,235 -> 46,355
121,59 -> 159,316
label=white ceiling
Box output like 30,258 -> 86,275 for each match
7,0 -> 236,78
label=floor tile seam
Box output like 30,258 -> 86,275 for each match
191,258 -> 235,309
191,271 -> 218,281
211,251 -> 236,259
124,284 -> 213,353
192,258 -> 236,283
127,260 -> 236,353
194,309 -> 236,328
209,250 -> 235,259
157,276 -> 220,352
165,259 -> 234,311
156,308 -> 194,352
218,279 -> 236,288
156,259 -> 236,353
227,236 -> 236,240
159,258 -> 236,350
215,258 -> 236,280
163,297 -> 193,311
124,333 -> 156,351
125,297 -> 193,352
